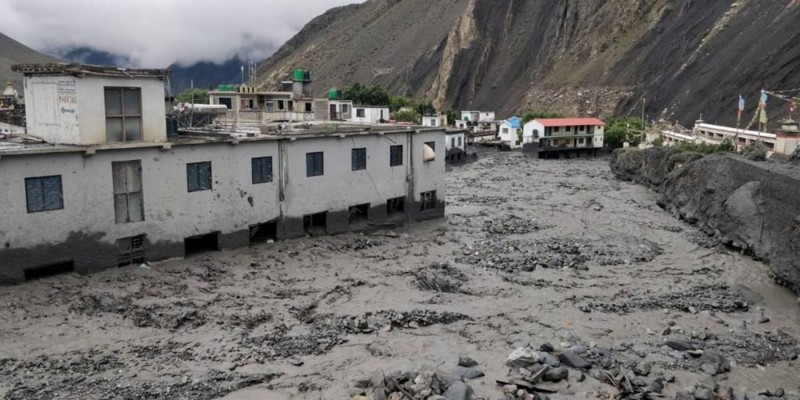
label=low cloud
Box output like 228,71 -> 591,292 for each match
0,0 -> 363,67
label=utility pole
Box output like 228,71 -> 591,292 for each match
641,97 -> 646,133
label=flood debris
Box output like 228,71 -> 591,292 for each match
579,284 -> 751,314
2,151 -> 799,399
457,236 -> 662,272
483,215 -> 552,235
350,360 -> 484,400
412,262 -> 469,293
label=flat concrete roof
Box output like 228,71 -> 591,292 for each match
0,124 -> 462,157
11,63 -> 170,78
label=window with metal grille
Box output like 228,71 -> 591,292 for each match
252,156 -> 273,184
187,161 -> 212,192
112,160 -> 144,224
390,145 -> 403,166
105,87 -> 142,142
458,137 -> 462,147
117,234 -> 145,266
356,109 -> 365,118
351,148 -> 366,171
25,176 -> 63,213
420,190 -> 437,211
306,152 -> 324,177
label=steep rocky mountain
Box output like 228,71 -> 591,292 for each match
0,32 -> 60,93
257,0 -> 800,126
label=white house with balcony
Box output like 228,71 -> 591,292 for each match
523,118 -> 605,158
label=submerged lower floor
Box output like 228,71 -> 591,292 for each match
1,200 -> 445,284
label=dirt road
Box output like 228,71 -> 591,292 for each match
1,151 -> 798,399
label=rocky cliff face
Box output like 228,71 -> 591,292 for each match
258,0 -> 800,125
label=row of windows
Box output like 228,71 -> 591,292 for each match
23,143 -> 430,216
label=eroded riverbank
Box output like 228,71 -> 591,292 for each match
1,151 -> 798,399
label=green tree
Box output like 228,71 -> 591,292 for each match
416,101 -> 436,116
604,117 -> 647,149
342,83 -> 390,106
445,109 -> 458,125
395,109 -> 421,124
390,96 -> 414,112
176,88 -> 209,104
521,111 -> 564,124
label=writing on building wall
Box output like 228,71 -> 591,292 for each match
57,80 -> 77,106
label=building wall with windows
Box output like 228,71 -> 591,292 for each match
351,106 -> 390,124
22,74 -> 167,145
446,132 -> 465,152
0,129 -> 445,284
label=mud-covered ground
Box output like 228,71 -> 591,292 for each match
1,150 -> 799,400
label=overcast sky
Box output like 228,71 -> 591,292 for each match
0,0 -> 363,67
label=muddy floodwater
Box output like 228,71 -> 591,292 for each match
1,151 -> 798,399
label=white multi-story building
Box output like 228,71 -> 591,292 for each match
461,111 -> 495,123
498,117 -> 523,149
523,118 -> 605,158
1,63 -> 446,284
657,121 -> 800,156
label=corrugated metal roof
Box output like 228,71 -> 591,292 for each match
534,118 -> 605,127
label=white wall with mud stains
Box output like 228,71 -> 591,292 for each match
282,132 -> 415,218
0,142 -> 281,249
0,129 -> 445,265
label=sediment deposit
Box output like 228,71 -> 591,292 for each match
611,148 -> 800,294
1,150 -> 798,399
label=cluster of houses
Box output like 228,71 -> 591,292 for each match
20,61 -> 797,284
0,64 -> 448,284
655,120 -> 800,156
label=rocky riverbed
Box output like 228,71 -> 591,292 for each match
1,150 -> 798,399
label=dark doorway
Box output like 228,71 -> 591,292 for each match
303,212 -> 328,236
387,197 -> 405,216
329,105 -> 338,120
349,203 -> 370,225
184,232 -> 220,257
24,261 -> 74,281
250,221 -> 278,245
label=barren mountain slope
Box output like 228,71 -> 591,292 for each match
0,32 -> 60,92
258,0 -> 800,126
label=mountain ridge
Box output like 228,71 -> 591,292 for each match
257,0 -> 800,127
0,32 -> 60,93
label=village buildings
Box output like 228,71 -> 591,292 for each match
351,105 -> 390,124
0,63 -> 447,284
497,116 -> 522,149
523,118 -> 605,158
1,81 -> 21,109
460,111 -> 495,123
660,121 -> 800,155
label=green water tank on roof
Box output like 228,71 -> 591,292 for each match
329,87 -> 340,100
294,69 -> 305,82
